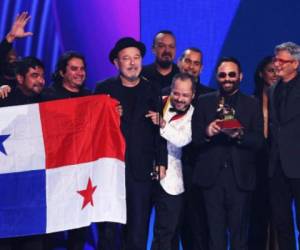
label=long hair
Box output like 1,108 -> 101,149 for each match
253,56 -> 273,99
51,51 -> 86,88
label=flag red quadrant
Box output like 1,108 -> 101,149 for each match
39,95 -> 125,169
0,95 -> 126,238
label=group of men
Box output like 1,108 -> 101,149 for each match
1,11 -> 300,250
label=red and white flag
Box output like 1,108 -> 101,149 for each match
0,95 -> 126,238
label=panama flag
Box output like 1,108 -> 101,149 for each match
0,95 -> 126,238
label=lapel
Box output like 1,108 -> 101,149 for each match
268,82 -> 279,125
234,91 -> 243,122
282,76 -> 300,123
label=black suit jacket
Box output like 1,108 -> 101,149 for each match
192,91 -> 263,191
94,76 -> 166,181
268,74 -> 300,178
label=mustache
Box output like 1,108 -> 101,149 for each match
222,80 -> 236,84
162,52 -> 172,57
127,66 -> 138,70
174,100 -> 185,104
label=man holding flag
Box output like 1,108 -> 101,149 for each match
95,37 -> 166,250
0,55 -> 127,250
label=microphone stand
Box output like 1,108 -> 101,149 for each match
150,84 -> 164,182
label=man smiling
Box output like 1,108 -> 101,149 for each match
192,57 -> 263,250
268,42 -> 300,250
95,37 -> 166,250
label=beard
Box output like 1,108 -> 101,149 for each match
219,80 -> 240,95
156,59 -> 172,69
120,72 -> 140,82
156,52 -> 173,69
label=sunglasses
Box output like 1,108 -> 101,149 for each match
217,71 -> 237,78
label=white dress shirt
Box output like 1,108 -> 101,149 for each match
159,102 -> 194,195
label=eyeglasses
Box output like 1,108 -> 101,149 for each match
272,57 -> 295,65
217,71 -> 237,78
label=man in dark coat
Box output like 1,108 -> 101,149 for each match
268,42 -> 300,250
192,57 -> 263,250
95,37 -> 166,250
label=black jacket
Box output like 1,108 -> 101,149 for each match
141,63 -> 179,91
268,73 -> 300,178
0,87 -> 47,107
44,84 -> 91,100
95,76 -> 167,181
192,91 -> 263,191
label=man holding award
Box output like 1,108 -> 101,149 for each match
192,57 -> 264,250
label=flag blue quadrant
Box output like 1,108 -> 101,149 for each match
0,169 -> 46,238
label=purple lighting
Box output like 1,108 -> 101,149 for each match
53,0 -> 140,88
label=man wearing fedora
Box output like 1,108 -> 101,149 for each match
95,37 -> 166,250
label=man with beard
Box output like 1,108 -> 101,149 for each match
0,56 -> 46,107
192,57 -> 263,250
0,12 -> 32,92
146,72 -> 195,250
268,42 -> 300,250
142,30 -> 179,91
0,56 -> 46,250
95,37 -> 166,250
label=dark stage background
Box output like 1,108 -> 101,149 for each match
1,0 -> 300,249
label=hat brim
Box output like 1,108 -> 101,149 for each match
109,40 -> 146,64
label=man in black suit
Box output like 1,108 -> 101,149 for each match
192,57 -> 263,250
95,37 -> 166,250
268,42 -> 300,250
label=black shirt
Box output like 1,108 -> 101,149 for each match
218,90 -> 240,166
94,76 -> 158,142
0,87 -> 47,107
44,84 -> 91,101
94,76 -> 166,179
141,63 -> 179,91
274,76 -> 297,123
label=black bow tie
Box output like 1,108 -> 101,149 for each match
169,107 -> 188,115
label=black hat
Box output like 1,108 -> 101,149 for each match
109,37 -> 146,64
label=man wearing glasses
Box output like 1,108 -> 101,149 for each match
268,42 -> 300,250
191,57 -> 263,250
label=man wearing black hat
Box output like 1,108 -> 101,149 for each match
95,37 -> 166,250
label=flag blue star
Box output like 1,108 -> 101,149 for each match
0,134 -> 10,155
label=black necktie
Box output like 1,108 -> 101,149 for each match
169,107 -> 188,115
